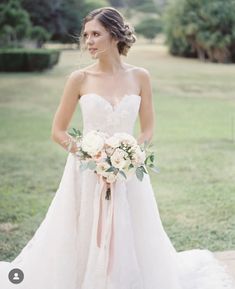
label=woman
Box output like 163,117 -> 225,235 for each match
0,6 -> 234,289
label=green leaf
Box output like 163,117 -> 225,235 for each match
140,165 -> 148,174
148,164 -> 160,173
80,162 -> 88,171
150,154 -> 154,162
73,128 -> 82,136
105,166 -> 116,172
144,155 -> 151,165
119,170 -> 127,179
128,163 -> 134,169
136,167 -> 144,181
87,160 -> 96,170
69,127 -> 82,138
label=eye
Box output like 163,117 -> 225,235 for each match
93,32 -> 100,37
83,33 -> 88,38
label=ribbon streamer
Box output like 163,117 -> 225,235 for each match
96,175 -> 116,276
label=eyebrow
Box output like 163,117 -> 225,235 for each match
83,30 -> 101,35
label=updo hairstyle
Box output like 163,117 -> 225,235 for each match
80,7 -> 136,56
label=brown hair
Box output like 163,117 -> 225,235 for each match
80,7 -> 136,56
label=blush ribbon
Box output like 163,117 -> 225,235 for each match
96,175 -> 116,276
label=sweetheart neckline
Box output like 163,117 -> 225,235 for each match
79,93 -> 141,112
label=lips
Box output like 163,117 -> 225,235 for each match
89,48 -> 97,53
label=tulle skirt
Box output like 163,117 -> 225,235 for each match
0,153 -> 234,289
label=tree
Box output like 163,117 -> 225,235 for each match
127,0 -> 155,8
0,0 -> 31,47
22,0 -> 108,43
80,0 -> 109,18
164,0 -> 235,63
30,26 -> 51,48
109,0 -> 125,7
22,0 -> 77,43
134,2 -> 159,13
135,17 -> 162,41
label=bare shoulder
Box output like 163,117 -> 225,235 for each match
124,64 -> 150,83
68,63 -> 100,82
67,69 -> 86,83
63,69 -> 87,99
131,66 -> 151,81
127,66 -> 151,95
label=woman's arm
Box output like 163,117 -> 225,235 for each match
137,68 -> 155,145
51,70 -> 84,153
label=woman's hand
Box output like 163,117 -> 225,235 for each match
61,136 -> 78,154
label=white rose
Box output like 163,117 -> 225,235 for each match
105,136 -> 120,148
110,148 -> 128,169
121,159 -> 135,179
93,150 -> 107,162
82,130 -> 105,156
106,173 -> 117,183
132,146 -> 146,165
114,133 -> 137,146
105,146 -> 115,157
96,161 -> 111,177
117,165 -> 135,181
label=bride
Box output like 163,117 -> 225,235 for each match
0,6 -> 235,289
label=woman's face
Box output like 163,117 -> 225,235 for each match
83,18 -> 118,58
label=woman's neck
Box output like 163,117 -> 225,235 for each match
96,53 -> 125,75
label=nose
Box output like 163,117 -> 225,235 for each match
86,35 -> 94,46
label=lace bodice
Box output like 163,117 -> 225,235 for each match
79,93 -> 141,136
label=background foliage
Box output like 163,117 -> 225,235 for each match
164,0 -> 235,63
2,0 -> 234,63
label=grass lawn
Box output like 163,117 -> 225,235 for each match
0,43 -> 235,261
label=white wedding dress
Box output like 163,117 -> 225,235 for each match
0,93 -> 235,289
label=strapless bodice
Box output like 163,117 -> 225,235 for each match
79,93 -> 141,136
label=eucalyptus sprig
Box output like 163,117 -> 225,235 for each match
68,127 -> 82,140
141,140 -> 160,174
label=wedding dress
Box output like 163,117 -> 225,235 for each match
0,93 -> 235,289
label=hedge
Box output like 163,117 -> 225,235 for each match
0,49 -> 60,72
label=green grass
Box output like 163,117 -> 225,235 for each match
0,43 -> 235,261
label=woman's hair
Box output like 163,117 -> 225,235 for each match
79,7 -> 136,56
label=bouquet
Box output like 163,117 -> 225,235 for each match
69,128 -> 159,200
